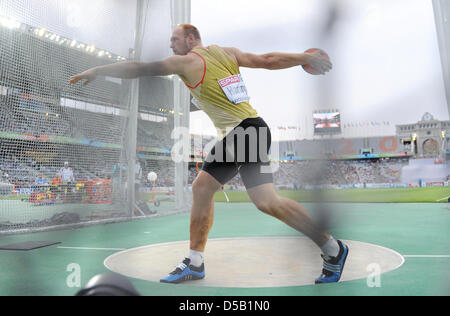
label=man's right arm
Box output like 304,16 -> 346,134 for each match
69,55 -> 190,86
223,47 -> 332,74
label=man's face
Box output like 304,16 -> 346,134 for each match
170,27 -> 190,56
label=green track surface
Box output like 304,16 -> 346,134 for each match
0,201 -> 449,296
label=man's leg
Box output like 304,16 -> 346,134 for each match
160,171 -> 222,284
246,182 -> 349,284
190,171 -> 222,252
246,183 -> 330,247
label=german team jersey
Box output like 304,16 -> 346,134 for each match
179,45 -> 259,139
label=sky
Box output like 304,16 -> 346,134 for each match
190,0 -> 449,140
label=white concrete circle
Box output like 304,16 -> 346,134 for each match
104,237 -> 404,288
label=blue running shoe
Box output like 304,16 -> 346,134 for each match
315,240 -> 349,284
160,258 -> 205,284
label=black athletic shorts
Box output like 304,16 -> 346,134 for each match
202,117 -> 274,189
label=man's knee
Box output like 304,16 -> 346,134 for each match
255,201 -> 271,215
254,198 -> 282,216
192,174 -> 220,197
192,178 -> 205,195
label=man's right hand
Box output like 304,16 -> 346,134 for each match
69,68 -> 98,86
304,50 -> 333,75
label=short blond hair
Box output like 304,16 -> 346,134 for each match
178,24 -> 201,40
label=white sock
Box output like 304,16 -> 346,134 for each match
189,250 -> 204,267
321,237 -> 340,258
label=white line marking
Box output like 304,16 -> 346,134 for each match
223,191 -> 230,203
403,255 -> 450,258
436,196 -> 449,202
58,247 -> 126,251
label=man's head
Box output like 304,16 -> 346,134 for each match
170,24 -> 202,56
64,162 -> 69,168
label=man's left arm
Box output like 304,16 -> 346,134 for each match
69,55 -> 190,86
